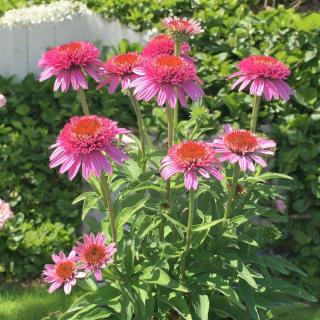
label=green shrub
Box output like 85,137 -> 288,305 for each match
0,73 -> 138,281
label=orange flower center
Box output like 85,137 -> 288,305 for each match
176,142 -> 207,163
55,261 -> 74,280
59,42 -> 82,53
254,56 -> 278,67
169,20 -> 190,29
84,244 -> 106,264
114,54 -> 138,66
154,34 -> 172,41
156,55 -> 184,68
224,130 -> 258,154
72,118 -> 101,137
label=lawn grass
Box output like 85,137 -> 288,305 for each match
0,283 -> 76,320
276,307 -> 320,320
0,283 -> 319,320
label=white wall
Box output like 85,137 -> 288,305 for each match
0,14 -> 147,80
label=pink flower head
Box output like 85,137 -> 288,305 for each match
275,199 -> 287,213
97,52 -> 141,94
130,55 -> 204,108
212,125 -> 276,172
0,94 -> 6,108
43,250 -> 86,295
74,233 -> 116,281
228,55 -> 293,101
0,199 -> 14,229
39,41 -> 104,92
49,115 -> 129,180
160,141 -> 222,190
142,34 -> 190,59
162,17 -> 203,36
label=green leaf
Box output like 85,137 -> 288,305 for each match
192,219 -> 223,232
238,280 -> 260,320
211,296 -> 251,320
269,279 -> 317,302
140,266 -> 188,292
16,104 -> 30,116
244,172 -> 293,183
226,255 -> 258,289
116,198 -> 148,240
160,292 -> 192,320
197,273 -> 245,310
266,303 -> 309,319
191,292 -> 209,320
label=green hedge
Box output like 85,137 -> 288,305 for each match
0,73 -> 139,281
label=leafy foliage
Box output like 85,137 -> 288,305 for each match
0,73 -> 139,280
86,0 -> 320,296
0,0 -> 319,303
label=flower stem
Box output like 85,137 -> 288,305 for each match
224,164 -> 241,222
166,105 -> 174,150
173,40 -> 182,143
166,105 -> 174,196
128,89 -> 149,172
180,189 -> 195,277
78,88 -> 90,115
161,106 -> 175,241
100,174 -> 117,245
250,95 -> 261,132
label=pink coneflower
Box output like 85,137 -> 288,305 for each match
49,115 -> 128,180
142,34 -> 190,58
97,52 -> 141,94
0,94 -> 6,108
43,251 -> 86,295
228,55 -> 293,101
162,17 -> 203,36
275,199 -> 287,213
130,55 -> 204,108
74,233 -> 116,281
160,141 -> 222,190
39,41 -> 104,92
0,199 -> 14,229
212,125 -> 276,171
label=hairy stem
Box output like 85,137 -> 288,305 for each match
180,189 -> 195,277
78,88 -> 90,115
250,95 -> 261,132
100,174 -> 117,245
128,89 -> 148,172
224,164 -> 241,222
173,39 -> 182,142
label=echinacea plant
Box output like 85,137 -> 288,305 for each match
40,17 -> 315,320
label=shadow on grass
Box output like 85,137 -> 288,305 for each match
0,284 -> 76,320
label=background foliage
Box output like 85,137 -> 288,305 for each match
0,0 -> 319,298
0,74 -> 138,281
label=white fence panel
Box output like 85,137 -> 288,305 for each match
0,14 -> 147,79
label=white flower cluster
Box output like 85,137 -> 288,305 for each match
0,0 -> 92,28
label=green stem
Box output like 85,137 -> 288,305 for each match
224,164 -> 241,221
180,189 -> 195,277
128,89 -> 148,172
166,105 -> 174,150
100,174 -> 117,245
159,221 -> 164,242
128,89 -> 152,148
189,123 -> 199,140
161,106 -> 174,241
165,106 -> 174,198
78,88 -> 90,115
173,40 -> 182,143
250,95 -> 261,132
